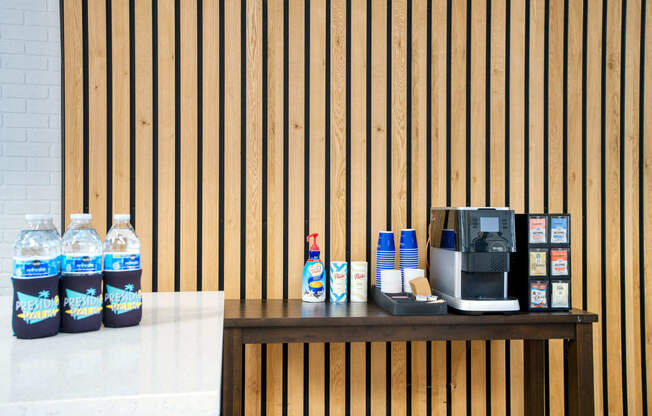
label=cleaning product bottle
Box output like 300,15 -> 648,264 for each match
302,233 -> 326,302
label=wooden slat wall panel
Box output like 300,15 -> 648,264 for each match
547,1 -> 565,414
585,0 -> 604,411
87,0 -> 107,241
329,0 -> 347,413
111,0 -> 130,217
63,0 -> 83,226
349,0 -> 367,413
61,0 -> 651,413
134,0 -> 153,292
156,0 -> 176,293
371,0 -> 388,413
266,0 -> 285,413
287,0 -> 305,412
605,1 -> 624,413
489,0 -> 507,413
224,0 -> 241,301
431,0 -> 448,413
469,0 -> 486,414
410,0 -> 428,413
390,0 -> 407,414
244,0 -> 264,413
309,0 -> 326,413
202,0 -> 219,292
508,0 -> 526,413
645,0 -> 652,407
180,0 -> 198,293
450,1 -> 467,413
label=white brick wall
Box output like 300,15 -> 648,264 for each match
0,0 -> 61,293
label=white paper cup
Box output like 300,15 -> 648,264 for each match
350,261 -> 368,302
403,268 -> 425,293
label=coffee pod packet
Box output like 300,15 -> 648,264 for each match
529,249 -> 548,276
529,280 -> 549,310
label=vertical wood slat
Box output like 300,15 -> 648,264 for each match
645,0 -> 652,406
224,0 -> 241,301
134,0 -> 153,292
349,0 -> 367,413
509,0 -> 526,413
370,0 -> 388,413
450,1 -> 467,413
489,0 -> 507,413
391,0 -> 408,414
624,0 -> 644,413
431,1 -> 448,411
180,0 -> 198,294
469,0 -> 487,414
111,0 -> 130,216
88,0 -> 107,240
202,0 -> 219,292
287,0 -> 305,412
266,0 -> 285,413
156,0 -> 176,293
411,0 -> 428,413
547,1 -> 565,414
329,0 -> 347,413
244,0 -> 264,414
309,0 -> 327,413
61,1 -> 652,413
63,0 -> 83,225
605,0 -> 624,413
585,0 -> 605,411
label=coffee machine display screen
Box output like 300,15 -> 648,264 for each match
480,217 -> 499,233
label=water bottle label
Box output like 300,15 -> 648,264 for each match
62,255 -> 102,274
104,253 -> 141,271
12,257 -> 59,278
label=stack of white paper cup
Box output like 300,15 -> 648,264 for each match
403,268 -> 425,293
380,269 -> 402,293
350,261 -> 368,302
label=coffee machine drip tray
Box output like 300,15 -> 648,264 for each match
431,289 -> 520,314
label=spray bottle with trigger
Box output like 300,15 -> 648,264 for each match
302,233 -> 326,302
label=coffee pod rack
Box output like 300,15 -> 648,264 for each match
509,213 -> 572,312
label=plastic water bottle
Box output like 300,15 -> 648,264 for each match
104,214 -> 141,271
61,213 -> 103,275
13,214 -> 61,278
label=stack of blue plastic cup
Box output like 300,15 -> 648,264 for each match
399,229 -> 419,278
376,231 -> 396,290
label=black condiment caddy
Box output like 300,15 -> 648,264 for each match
508,214 -> 572,311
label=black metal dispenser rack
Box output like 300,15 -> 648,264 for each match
509,213 -> 572,311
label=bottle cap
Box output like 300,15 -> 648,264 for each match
25,214 -> 52,221
70,213 -> 92,221
306,233 -> 320,251
114,214 -> 131,222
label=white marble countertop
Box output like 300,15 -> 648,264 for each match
0,291 -> 224,416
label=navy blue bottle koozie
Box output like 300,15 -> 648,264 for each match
59,274 -> 103,333
103,269 -> 142,327
11,276 -> 60,339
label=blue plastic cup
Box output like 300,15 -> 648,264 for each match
400,229 -> 418,250
377,231 -> 395,251
440,229 -> 456,249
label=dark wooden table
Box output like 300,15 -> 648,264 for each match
222,300 -> 597,416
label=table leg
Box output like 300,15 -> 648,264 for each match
222,328 -> 243,416
524,339 -> 546,416
568,323 -> 594,416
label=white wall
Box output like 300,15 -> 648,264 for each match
0,0 -> 61,292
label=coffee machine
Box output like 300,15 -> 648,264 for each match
429,207 -> 520,313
